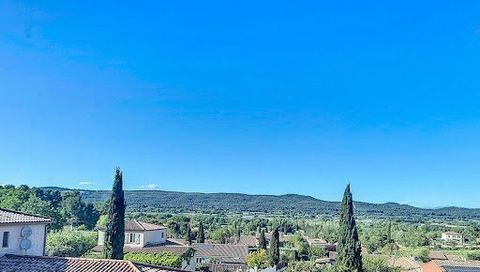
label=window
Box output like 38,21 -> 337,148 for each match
2,232 -> 9,248
161,232 -> 164,238
125,233 -> 140,244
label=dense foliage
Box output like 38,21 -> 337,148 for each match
75,189 -> 480,220
270,227 -> 280,266
103,168 -> 126,260
246,250 -> 269,269
124,252 -> 183,268
46,229 -> 97,257
0,185 -> 99,230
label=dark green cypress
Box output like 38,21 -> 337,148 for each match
186,224 -> 192,245
103,167 -> 126,260
269,227 -> 280,266
258,228 -> 267,250
197,221 -> 205,243
387,221 -> 393,244
337,184 -> 363,272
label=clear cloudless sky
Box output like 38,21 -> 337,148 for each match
1,0 -> 480,208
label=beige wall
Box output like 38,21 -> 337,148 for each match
98,229 -> 167,247
143,229 -> 166,246
0,223 -> 47,257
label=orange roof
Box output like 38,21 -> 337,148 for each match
0,254 -> 187,272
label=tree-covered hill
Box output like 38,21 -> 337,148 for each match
49,188 -> 480,221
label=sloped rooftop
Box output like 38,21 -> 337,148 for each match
0,254 -> 187,272
0,208 -> 52,224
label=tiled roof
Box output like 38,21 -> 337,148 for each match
192,243 -> 248,263
0,208 -> 52,224
429,251 -> 448,260
0,254 -> 187,272
433,260 -> 480,272
125,220 -> 166,231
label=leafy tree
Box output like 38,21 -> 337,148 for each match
124,252 -> 183,268
246,249 -> 269,269
186,224 -> 192,245
197,221 -> 205,243
103,167 -> 126,260
259,228 -> 267,250
61,191 -> 87,227
287,261 -> 321,272
337,184 -> 363,272
46,229 -> 97,257
270,227 -> 280,266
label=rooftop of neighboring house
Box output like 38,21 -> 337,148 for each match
228,235 -> 258,247
443,232 -> 463,236
0,208 -> 52,225
429,251 -> 448,261
386,256 -> 421,271
423,260 -> 480,272
305,237 -> 327,244
0,254 -> 187,272
98,220 -> 166,232
192,243 -> 249,263
125,220 -> 167,232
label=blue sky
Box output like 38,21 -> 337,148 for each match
1,1 -> 480,208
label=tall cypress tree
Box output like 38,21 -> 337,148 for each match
387,221 -> 392,244
337,184 -> 363,272
103,167 -> 126,260
269,227 -> 280,266
197,221 -> 205,243
258,228 -> 267,250
186,224 -> 192,245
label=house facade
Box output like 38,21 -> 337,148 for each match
98,220 -> 167,248
441,232 -> 464,246
96,220 -> 195,271
0,208 -> 52,257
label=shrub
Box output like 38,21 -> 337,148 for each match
46,229 -> 97,257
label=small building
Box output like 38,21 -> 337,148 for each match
0,208 -> 52,257
305,237 -> 328,248
0,253 -> 189,272
441,232 -> 464,246
98,220 -> 167,248
95,220 -> 194,271
192,243 -> 248,271
422,260 -> 480,272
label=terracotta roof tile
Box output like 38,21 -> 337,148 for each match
0,254 -> 188,272
125,220 -> 166,231
0,208 -> 52,224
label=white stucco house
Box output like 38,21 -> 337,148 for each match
95,220 -> 195,271
97,219 -> 167,247
0,208 -> 52,257
441,231 -> 464,246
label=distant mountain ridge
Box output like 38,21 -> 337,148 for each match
42,187 -> 480,221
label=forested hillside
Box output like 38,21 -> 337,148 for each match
54,188 -> 480,221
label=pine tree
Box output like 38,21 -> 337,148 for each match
103,167 -> 126,260
269,227 -> 280,266
186,224 -> 192,245
197,221 -> 205,243
337,184 -> 363,272
258,228 -> 267,250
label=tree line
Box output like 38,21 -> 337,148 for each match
0,184 -> 100,230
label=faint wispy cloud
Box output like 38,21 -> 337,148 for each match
79,181 -> 97,186
140,184 -> 160,190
